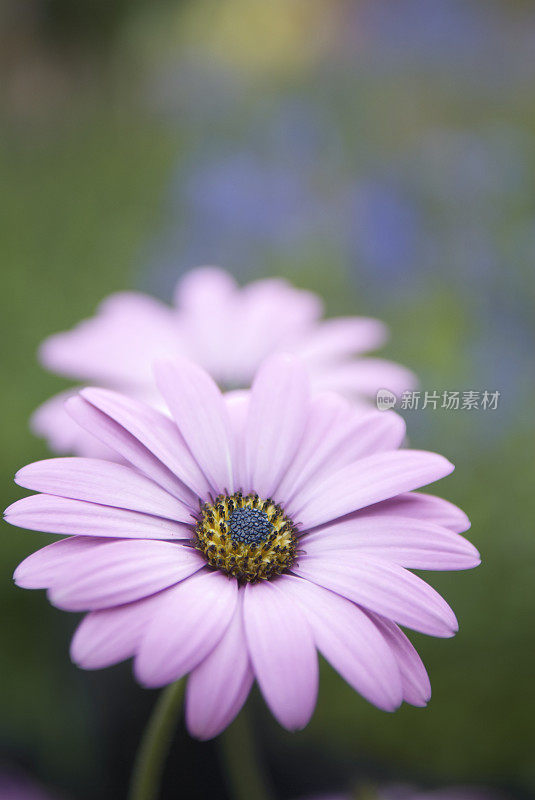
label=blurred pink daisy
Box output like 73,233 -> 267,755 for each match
0,772 -> 65,800
6,355 -> 477,740
32,266 -> 415,457
298,787 -> 505,800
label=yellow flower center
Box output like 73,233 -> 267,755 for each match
194,492 -> 298,583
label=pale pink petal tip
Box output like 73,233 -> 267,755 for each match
134,571 -> 238,688
243,581 -> 318,731
31,391 -> 117,460
185,594 -> 253,740
13,537 -> 104,589
70,594 -> 163,670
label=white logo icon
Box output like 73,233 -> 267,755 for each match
376,389 -> 397,411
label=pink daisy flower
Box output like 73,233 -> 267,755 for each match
6,355 -> 477,740
298,788 -> 504,800
0,772 -> 65,800
32,266 -> 415,458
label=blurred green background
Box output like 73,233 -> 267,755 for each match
1,1 -> 534,798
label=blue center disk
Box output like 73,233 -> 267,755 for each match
229,507 -> 273,546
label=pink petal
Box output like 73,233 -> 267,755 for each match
293,555 -> 458,637
366,612 -> 431,707
283,405 -> 406,512
66,395 -> 198,503
360,492 -> 471,533
339,410 -> 406,462
281,576 -> 403,711
275,392 -> 352,505
227,280 -> 322,384
70,591 -> 165,670
31,391 -> 120,460
48,540 -> 204,610
5,495 -> 191,539
241,278 -> 322,333
314,358 -> 417,398
174,266 -> 237,311
14,536 -> 108,589
173,268 -> 237,378
302,516 -> 480,571
15,458 -> 191,523
244,354 -> 309,498
155,359 -> 234,493
294,450 -> 454,530
186,592 -> 254,740
295,317 -> 388,362
39,291 -> 182,385
78,388 -> 210,500
134,570 -> 238,687
243,580 -> 318,730
225,391 -> 250,491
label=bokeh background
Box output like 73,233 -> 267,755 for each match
1,1 -> 534,798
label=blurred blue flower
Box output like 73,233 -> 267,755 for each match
146,150 -> 332,289
360,0 -> 489,68
346,177 -> 426,289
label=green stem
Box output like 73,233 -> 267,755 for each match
128,680 -> 185,800
219,706 -> 274,800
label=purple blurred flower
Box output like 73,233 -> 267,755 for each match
0,772 -> 63,800
298,784 -> 508,800
32,267 -> 415,457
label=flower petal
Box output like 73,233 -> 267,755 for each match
275,392 -> 351,505
155,359 -> 234,493
215,279 -> 321,386
315,358 -> 417,398
135,570 -> 238,687
15,458 -> 191,523
5,495 -> 191,539
241,278 -> 322,335
243,580 -> 318,730
360,492 -> 471,533
302,516 -> 480,570
294,450 -> 454,530
366,612 -> 431,707
174,266 -> 237,312
225,391 -> 250,491
32,390 -> 120,460
78,388 -> 210,499
48,540 -> 204,610
244,354 -> 309,498
339,410 -> 406,462
66,395 -> 198,503
237,279 -> 322,358
293,555 -> 458,637
173,267 -> 237,378
39,291 -> 182,385
281,576 -> 403,711
282,404 -> 406,511
186,592 -> 254,740
70,592 -> 165,670
295,317 -> 388,362
14,536 -> 108,589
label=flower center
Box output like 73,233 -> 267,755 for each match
194,492 -> 298,583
